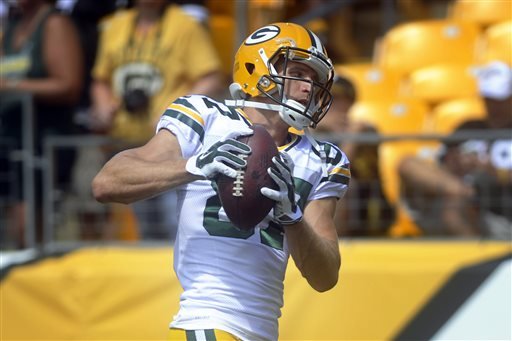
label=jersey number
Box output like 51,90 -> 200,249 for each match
203,195 -> 284,250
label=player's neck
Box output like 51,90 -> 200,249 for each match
244,106 -> 289,146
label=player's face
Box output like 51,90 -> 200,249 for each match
281,61 -> 319,104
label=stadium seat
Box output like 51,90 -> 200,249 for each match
450,0 -> 512,28
347,98 -> 437,237
349,98 -> 435,219
378,141 -> 441,238
405,63 -> 480,105
432,97 -> 487,135
376,19 -> 480,76
335,63 -> 404,101
480,20 -> 512,65
347,97 -> 431,135
378,141 -> 440,205
388,206 -> 423,237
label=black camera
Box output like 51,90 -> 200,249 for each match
123,88 -> 150,115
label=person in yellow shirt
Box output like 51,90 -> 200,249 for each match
90,0 -> 224,144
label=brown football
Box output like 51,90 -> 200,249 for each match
215,124 -> 279,230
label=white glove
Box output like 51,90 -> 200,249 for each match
185,129 -> 253,179
261,151 -> 303,225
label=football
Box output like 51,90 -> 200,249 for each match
216,124 -> 279,230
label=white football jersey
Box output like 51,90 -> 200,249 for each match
156,95 -> 350,341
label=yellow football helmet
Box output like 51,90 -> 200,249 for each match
227,22 -> 334,130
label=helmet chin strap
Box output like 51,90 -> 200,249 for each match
226,76 -> 311,130
225,97 -> 282,112
225,81 -> 284,115
224,96 -> 310,131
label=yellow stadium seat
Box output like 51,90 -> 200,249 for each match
376,19 -> 480,76
450,0 -> 512,28
480,20 -> 512,65
335,63 -> 404,101
432,97 -> 487,135
347,98 -> 445,238
349,98 -> 438,223
388,206 -> 423,237
378,141 -> 440,205
348,98 -> 437,237
405,63 -> 480,105
348,97 -> 431,135
378,141 -> 441,237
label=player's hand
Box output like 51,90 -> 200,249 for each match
261,151 -> 303,225
186,129 -> 252,179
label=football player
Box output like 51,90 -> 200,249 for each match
92,22 -> 350,341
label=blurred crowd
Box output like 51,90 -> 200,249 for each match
1,0 -> 511,249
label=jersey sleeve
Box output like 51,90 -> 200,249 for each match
310,142 -> 351,201
156,95 -> 209,158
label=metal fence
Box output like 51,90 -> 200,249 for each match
1,93 -> 511,252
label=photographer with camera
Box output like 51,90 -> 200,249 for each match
90,0 -> 223,143
87,0 -> 224,241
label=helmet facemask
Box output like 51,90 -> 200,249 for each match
257,46 -> 334,129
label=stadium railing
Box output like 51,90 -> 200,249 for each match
1,91 -> 510,252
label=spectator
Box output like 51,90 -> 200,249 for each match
90,0 -> 223,144
0,0 -> 84,248
398,61 -> 512,237
89,0 -> 224,240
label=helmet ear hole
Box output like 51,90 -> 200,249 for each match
245,63 -> 255,75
